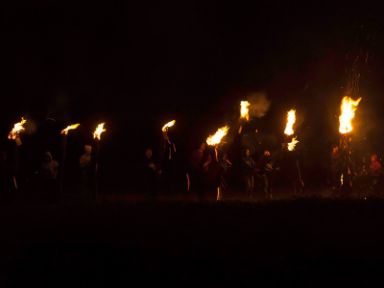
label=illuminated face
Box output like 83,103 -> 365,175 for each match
199,143 -> 207,151
245,149 -> 251,157
371,154 -> 378,162
145,148 -> 153,159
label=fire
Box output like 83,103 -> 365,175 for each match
339,96 -> 362,134
8,117 -> 27,140
162,120 -> 176,132
93,123 -> 106,140
61,123 -> 80,135
287,137 -> 299,151
284,109 -> 296,136
206,126 -> 229,146
240,101 -> 250,121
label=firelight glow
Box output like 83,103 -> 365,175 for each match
206,126 -> 229,146
93,123 -> 106,140
339,96 -> 362,134
240,101 -> 250,121
8,117 -> 27,140
61,123 -> 80,135
284,109 -> 296,136
162,120 -> 176,132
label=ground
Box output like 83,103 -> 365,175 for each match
1,194 -> 384,286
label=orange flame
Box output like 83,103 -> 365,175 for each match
162,120 -> 176,132
93,123 -> 106,140
287,137 -> 299,151
284,109 -> 296,136
206,126 -> 229,146
240,101 -> 250,121
61,123 -> 80,135
8,117 -> 27,140
339,96 -> 362,134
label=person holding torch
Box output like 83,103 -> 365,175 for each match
161,120 -> 177,194
338,96 -> 362,195
8,117 -> 27,191
206,125 -> 229,201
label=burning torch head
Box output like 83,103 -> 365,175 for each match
8,117 -> 27,142
339,96 -> 362,134
284,109 -> 296,136
93,123 -> 106,140
61,124 -> 80,135
240,101 -> 250,121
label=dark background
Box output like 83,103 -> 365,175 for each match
1,1 -> 384,192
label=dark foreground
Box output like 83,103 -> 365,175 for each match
2,196 -> 384,287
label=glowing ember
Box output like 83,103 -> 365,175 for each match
206,126 -> 229,146
240,101 -> 250,121
287,137 -> 299,151
61,123 -> 80,135
8,117 -> 27,140
162,120 -> 176,132
339,96 -> 362,134
93,123 -> 106,140
284,109 -> 296,136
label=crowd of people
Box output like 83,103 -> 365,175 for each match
0,130 -> 383,203
0,142 -> 97,202
140,133 -> 384,200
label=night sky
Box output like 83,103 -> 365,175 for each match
1,1 -> 384,189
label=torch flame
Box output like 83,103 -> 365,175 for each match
93,123 -> 106,140
162,120 -> 176,132
287,137 -> 299,151
206,126 -> 229,146
240,101 -> 250,121
61,123 -> 80,135
339,96 -> 362,134
284,109 -> 296,136
8,117 -> 27,140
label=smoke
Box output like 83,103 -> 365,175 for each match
247,92 -> 271,119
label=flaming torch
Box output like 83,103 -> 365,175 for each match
161,120 -> 177,160
93,123 -> 106,198
206,125 -> 229,159
239,101 -> 250,134
283,109 -> 303,194
284,109 -> 296,137
61,123 -> 80,135
287,137 -> 299,152
59,123 -> 80,194
162,120 -> 176,133
8,117 -> 27,145
284,109 -> 299,151
8,117 -> 27,190
339,96 -> 361,135
338,96 -> 362,193
206,125 -> 229,201
94,123 -> 106,140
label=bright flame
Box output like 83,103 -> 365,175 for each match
284,109 -> 296,136
240,101 -> 250,121
162,120 -> 176,132
206,126 -> 229,146
339,96 -> 362,134
287,137 -> 299,151
8,117 -> 27,140
61,123 -> 80,135
93,123 -> 106,140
